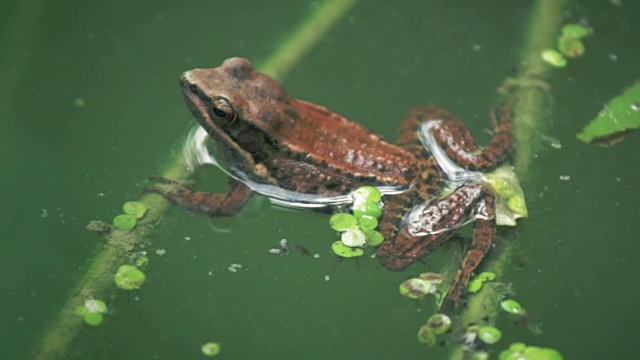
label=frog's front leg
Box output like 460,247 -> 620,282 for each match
145,177 -> 253,217
376,183 -> 495,311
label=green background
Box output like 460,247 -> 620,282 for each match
2,0 -> 639,359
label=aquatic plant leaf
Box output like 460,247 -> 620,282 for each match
426,313 -> 452,334
113,214 -> 136,230
83,312 -> 104,326
478,326 -> 502,344
357,214 -> 378,230
363,229 -> 384,247
329,213 -> 358,231
201,342 -> 222,357
331,241 -> 363,258
561,23 -> 590,39
114,265 -> 146,290
122,201 -> 147,219
577,83 -> 640,146
500,299 -> 526,315
541,49 -> 567,68
352,186 -> 382,203
417,325 -> 437,346
399,278 -> 434,299
558,37 -> 585,58
340,228 -> 366,247
483,165 -> 528,225
499,343 -> 564,360
468,279 -> 484,293
352,199 -> 382,219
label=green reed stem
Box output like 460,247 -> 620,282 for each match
30,1 -> 357,359
447,0 -> 564,359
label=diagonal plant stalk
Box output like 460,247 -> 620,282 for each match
447,0 -> 565,358
30,1 -> 357,359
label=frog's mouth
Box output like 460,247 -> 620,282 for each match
180,73 -> 213,131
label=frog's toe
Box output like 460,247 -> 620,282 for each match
146,175 -> 193,187
147,175 -> 178,185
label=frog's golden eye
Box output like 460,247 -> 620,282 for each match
211,96 -> 236,124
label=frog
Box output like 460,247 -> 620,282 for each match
147,57 -> 513,311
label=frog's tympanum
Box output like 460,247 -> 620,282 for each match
148,57 -> 513,311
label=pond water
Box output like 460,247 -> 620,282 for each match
2,0 -> 639,359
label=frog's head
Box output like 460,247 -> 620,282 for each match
180,57 -> 293,181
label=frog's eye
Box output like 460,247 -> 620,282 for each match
211,96 -> 236,124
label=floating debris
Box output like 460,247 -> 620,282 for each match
228,263 -> 242,273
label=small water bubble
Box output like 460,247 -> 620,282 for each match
630,102 -> 640,111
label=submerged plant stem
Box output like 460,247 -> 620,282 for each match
448,0 -> 564,358
31,1 -> 358,359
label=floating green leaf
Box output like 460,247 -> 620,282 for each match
483,165 -> 528,226
331,241 -> 363,258
468,279 -> 484,293
561,23 -> 589,39
417,325 -> 437,346
82,312 -> 104,326
340,228 -> 366,247
113,214 -> 136,230
135,255 -> 149,267
477,272 -> 496,281
499,343 -> 564,360
558,37 -> 585,58
363,229 -> 384,247
358,214 -> 378,230
478,326 -> 502,344
83,299 -> 107,314
399,278 -> 434,299
114,265 -> 146,290
500,299 -> 526,315
541,49 -> 567,68
123,201 -> 147,219
426,313 -> 452,335
75,299 -> 108,326
201,342 -> 222,357
468,271 -> 497,293
352,186 -> 382,203
329,213 -> 359,231
352,199 -> 382,219
577,83 -> 640,146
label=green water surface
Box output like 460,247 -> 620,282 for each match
2,0 -> 639,359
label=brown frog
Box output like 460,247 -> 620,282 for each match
148,57 -> 513,311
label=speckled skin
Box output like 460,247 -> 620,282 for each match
147,58 -> 513,311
